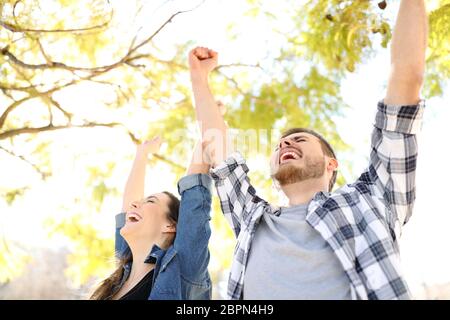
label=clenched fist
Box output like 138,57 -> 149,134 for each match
188,46 -> 218,82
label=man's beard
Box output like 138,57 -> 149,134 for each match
273,155 -> 326,186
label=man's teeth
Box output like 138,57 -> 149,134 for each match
282,152 -> 300,160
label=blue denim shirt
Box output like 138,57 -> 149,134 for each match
114,174 -> 213,300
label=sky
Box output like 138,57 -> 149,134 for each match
1,0 -> 449,299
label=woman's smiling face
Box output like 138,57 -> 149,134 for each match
120,193 -> 174,243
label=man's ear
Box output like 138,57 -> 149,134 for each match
327,158 -> 338,172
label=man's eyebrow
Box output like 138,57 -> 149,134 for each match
291,134 -> 309,139
275,134 -> 311,149
280,134 -> 310,141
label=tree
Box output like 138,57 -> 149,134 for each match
0,0 -> 448,297
1,0 -> 200,286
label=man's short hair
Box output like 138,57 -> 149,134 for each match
281,128 -> 338,191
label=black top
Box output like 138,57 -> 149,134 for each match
119,269 -> 154,300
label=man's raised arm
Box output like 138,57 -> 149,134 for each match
189,47 -> 269,238
365,1 -> 428,229
189,47 -> 229,167
385,0 -> 428,105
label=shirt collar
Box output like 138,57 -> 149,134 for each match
144,244 -> 165,264
313,191 -> 331,202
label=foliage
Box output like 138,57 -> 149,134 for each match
0,0 -> 448,294
0,238 -> 30,283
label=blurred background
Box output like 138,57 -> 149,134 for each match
0,0 -> 449,299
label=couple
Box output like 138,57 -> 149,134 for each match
91,0 -> 427,300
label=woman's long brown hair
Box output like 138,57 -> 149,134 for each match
90,252 -> 132,300
89,191 -> 180,300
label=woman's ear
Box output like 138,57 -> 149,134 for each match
163,223 -> 176,234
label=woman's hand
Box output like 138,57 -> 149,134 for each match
137,136 -> 162,156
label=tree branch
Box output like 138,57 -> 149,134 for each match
85,79 -> 132,103
0,145 -> 49,179
0,3 -> 204,75
0,97 -> 31,129
0,74 -> 100,129
36,38 -> 53,65
127,6 -> 202,58
0,122 -> 120,140
46,95 -> 73,120
0,7 -> 113,33
0,87 -> 61,129
0,83 -> 45,91
215,62 -> 263,71
215,69 -> 289,110
9,62 -> 75,122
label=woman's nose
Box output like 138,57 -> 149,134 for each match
130,200 -> 140,209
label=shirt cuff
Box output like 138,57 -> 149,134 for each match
116,213 -> 126,228
177,173 -> 213,195
210,152 -> 246,180
375,100 -> 425,135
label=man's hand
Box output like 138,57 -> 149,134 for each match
189,47 -> 218,82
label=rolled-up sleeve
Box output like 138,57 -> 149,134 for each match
178,173 -> 213,196
375,100 -> 425,134
174,174 -> 213,283
368,100 -> 425,227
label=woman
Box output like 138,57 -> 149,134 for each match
90,136 -> 213,300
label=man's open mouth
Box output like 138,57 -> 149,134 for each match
279,148 -> 302,163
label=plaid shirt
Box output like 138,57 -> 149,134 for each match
210,100 -> 425,300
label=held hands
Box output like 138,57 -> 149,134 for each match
188,46 -> 218,82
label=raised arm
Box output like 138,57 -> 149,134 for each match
189,48 -> 269,237
364,1 -> 427,230
384,0 -> 427,105
185,140 -> 211,176
189,47 -> 229,167
121,137 -> 162,212
116,138 -> 161,258
174,139 -> 213,289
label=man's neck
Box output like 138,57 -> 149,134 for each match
281,178 -> 328,206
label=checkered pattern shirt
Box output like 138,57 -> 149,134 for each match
210,100 -> 425,300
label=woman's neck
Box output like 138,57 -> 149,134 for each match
126,244 -> 155,286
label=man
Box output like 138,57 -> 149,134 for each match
189,0 -> 427,300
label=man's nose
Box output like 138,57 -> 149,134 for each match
279,139 -> 292,149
